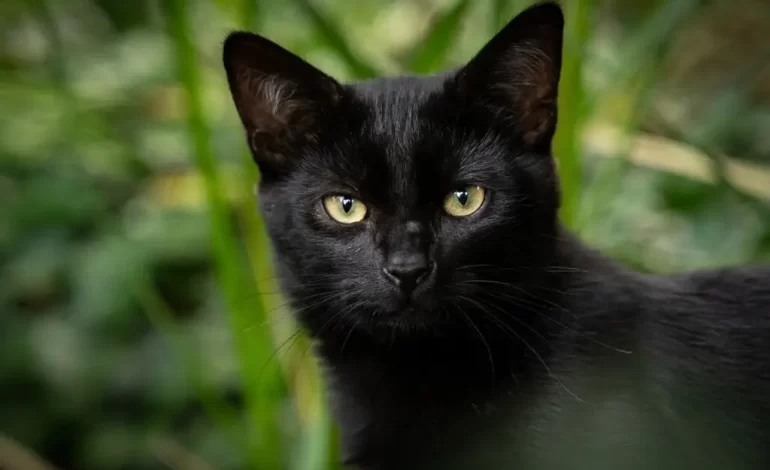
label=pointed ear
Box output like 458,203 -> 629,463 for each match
223,32 -> 346,173
453,1 -> 564,146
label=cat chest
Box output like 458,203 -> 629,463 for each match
332,377 -> 768,470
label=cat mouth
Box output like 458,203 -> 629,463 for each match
376,291 -> 439,321
392,288 -> 429,309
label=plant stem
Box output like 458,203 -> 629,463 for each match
554,0 -> 592,228
162,1 -> 280,468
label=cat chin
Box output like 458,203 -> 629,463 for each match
358,316 -> 445,336
355,303 -> 454,335
292,290 -> 451,338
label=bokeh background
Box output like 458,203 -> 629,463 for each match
1,0 -> 769,469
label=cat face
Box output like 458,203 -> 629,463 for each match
223,2 -> 564,335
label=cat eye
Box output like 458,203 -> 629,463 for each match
443,185 -> 486,217
322,194 -> 368,224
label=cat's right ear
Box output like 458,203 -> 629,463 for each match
223,32 -> 346,175
451,1 -> 564,148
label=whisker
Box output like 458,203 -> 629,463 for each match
487,290 -> 631,355
241,290 -> 341,332
455,297 -> 496,383
455,284 -> 631,355
461,293 -> 551,344
256,327 -> 304,383
296,299 -> 366,362
340,319 -> 359,355
456,263 -> 585,274
460,279 -> 576,318
453,293 -> 581,401
515,328 -> 583,403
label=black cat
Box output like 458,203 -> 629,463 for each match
222,2 -> 770,469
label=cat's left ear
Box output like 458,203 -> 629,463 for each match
453,1 -> 564,146
223,32 -> 346,175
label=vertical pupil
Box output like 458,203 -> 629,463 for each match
455,190 -> 469,206
341,197 -> 354,213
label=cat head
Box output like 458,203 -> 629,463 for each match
223,2 -> 564,337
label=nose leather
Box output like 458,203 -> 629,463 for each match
382,221 -> 433,293
383,253 -> 432,292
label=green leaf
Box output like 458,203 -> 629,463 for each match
138,280 -> 247,458
492,0 -> 508,32
92,0 -> 151,32
292,0 -> 381,79
211,0 -> 260,31
7,174 -> 108,237
554,0 -> 594,229
294,365 -> 337,470
69,236 -> 149,340
406,0 -> 471,74
162,0 -> 285,468
606,0 -> 703,93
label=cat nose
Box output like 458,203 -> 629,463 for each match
382,253 -> 433,292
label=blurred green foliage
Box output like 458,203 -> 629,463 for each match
1,0 -> 769,469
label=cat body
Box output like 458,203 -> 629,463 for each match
318,240 -> 770,470
222,3 -> 770,468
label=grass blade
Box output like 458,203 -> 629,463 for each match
554,0 -> 593,228
138,281 -> 247,454
578,1 -> 705,231
212,0 -> 260,30
492,0 -> 508,32
162,0 -> 282,468
236,0 -> 259,30
406,0 -> 471,74
292,0 -> 381,79
294,354 -> 338,470
598,0 -> 701,103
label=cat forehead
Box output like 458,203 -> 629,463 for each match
347,75 -> 503,158
349,75 -> 446,101
292,75 -> 507,201
348,75 -> 448,134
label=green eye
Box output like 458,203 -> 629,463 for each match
443,185 -> 486,217
323,195 -> 368,224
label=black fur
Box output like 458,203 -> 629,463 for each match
223,2 -> 770,469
